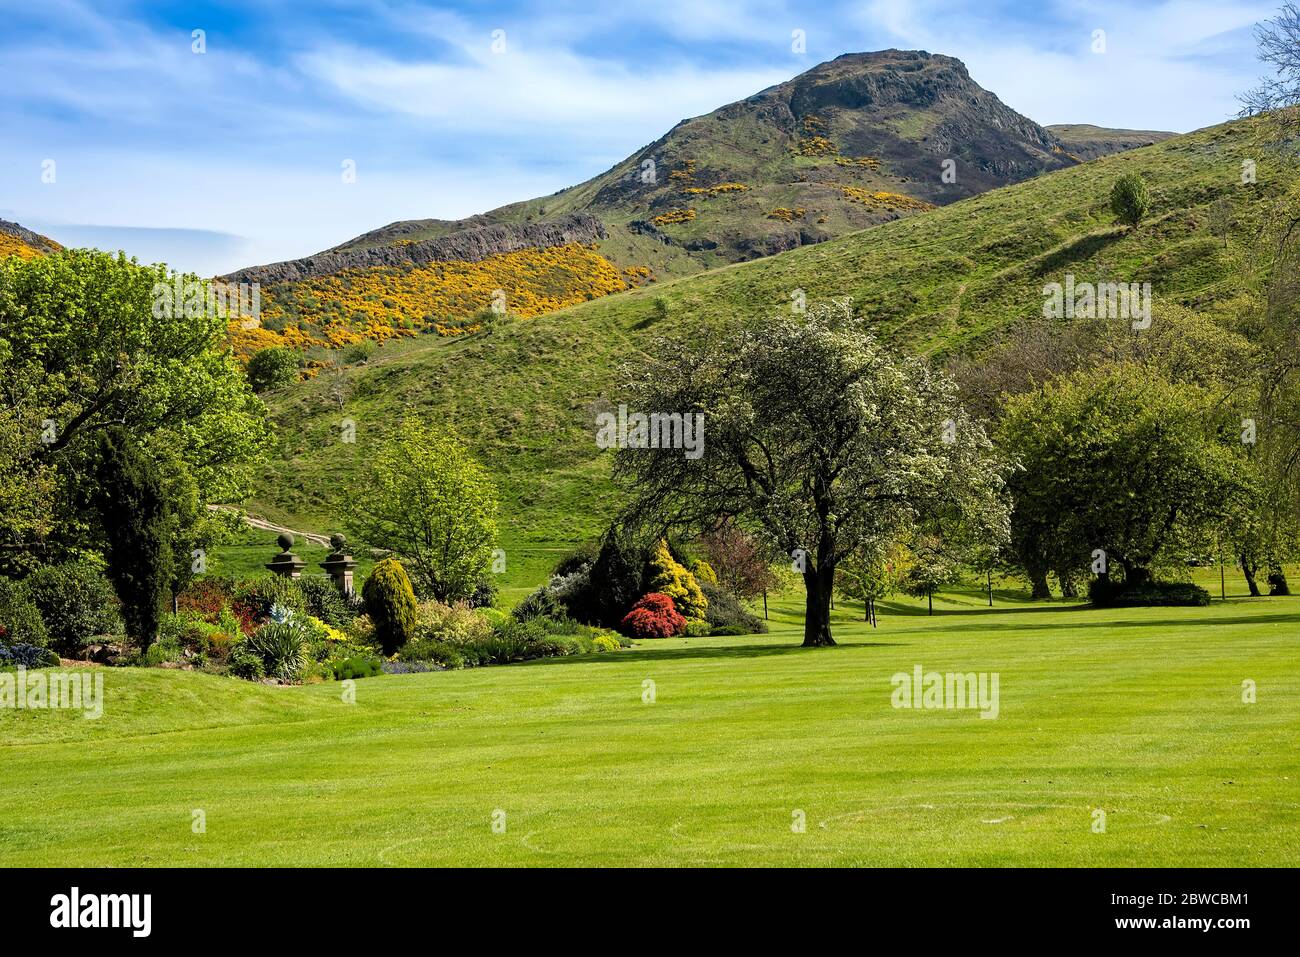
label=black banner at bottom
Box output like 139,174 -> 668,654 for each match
0,867 -> 1284,942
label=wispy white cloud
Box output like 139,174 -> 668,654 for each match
296,42 -> 786,137
0,0 -> 1280,274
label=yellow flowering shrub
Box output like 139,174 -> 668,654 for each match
837,186 -> 935,212
767,207 -> 807,221
690,559 -> 718,587
682,182 -> 750,197
241,243 -> 633,354
622,265 -> 655,286
228,320 -> 329,362
0,234 -> 44,260
668,160 -> 698,182
835,155 -> 881,170
646,539 -> 708,620
795,136 -> 839,156
652,209 -> 697,226
797,119 -> 831,153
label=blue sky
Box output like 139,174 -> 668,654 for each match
0,0 -> 1280,275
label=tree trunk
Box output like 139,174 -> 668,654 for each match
1055,567 -> 1078,599
927,590 -> 933,615
762,589 -> 768,620
1268,565 -> 1290,596
801,566 -> 836,647
1242,556 -> 1261,597
1028,566 -> 1052,600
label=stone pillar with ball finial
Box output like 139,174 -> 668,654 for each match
320,533 -> 358,597
265,532 -> 307,579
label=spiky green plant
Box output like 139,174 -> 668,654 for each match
244,621 -> 307,682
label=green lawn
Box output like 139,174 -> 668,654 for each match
3,583 -> 1297,866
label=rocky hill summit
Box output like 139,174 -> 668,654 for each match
309,50 -> 1148,280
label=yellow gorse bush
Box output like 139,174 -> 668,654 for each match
767,207 -> 807,221
837,186 -> 935,212
794,135 -> 839,156
652,208 -> 697,226
622,265 -> 655,286
668,159 -> 698,181
682,182 -> 750,197
835,155 -> 881,169
233,243 -> 633,357
0,234 -> 44,260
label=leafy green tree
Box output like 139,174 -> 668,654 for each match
958,303 -> 1259,597
152,444 -> 245,600
350,419 -> 499,602
246,347 -> 299,392
0,250 -> 272,568
615,299 -> 1009,647
361,558 -> 417,655
1000,363 -> 1250,591
1110,173 -> 1150,228
1234,112 -> 1300,594
0,395 -> 55,574
900,533 -> 963,615
837,541 -> 909,624
1221,462 -> 1300,596
91,428 -> 174,649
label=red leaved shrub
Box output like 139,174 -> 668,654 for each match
178,577 -> 257,636
619,592 -> 686,639
177,579 -> 229,622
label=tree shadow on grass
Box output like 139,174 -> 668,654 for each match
870,599 -> 1084,619
1031,229 -> 1127,277
521,640 -> 907,667
879,610 -> 1300,635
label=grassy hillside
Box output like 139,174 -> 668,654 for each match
4,586 -> 1297,866
229,51 -> 1172,359
242,117 -> 1293,592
